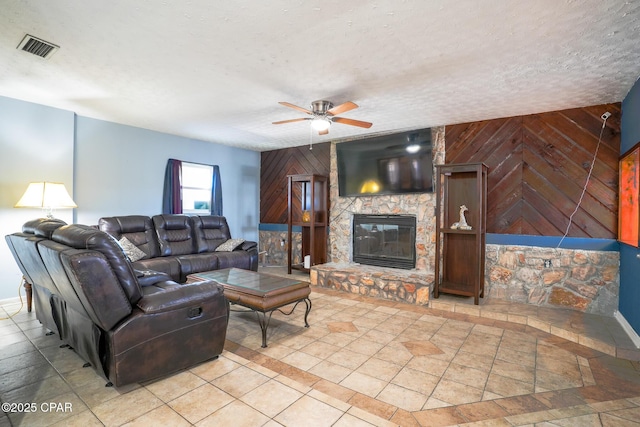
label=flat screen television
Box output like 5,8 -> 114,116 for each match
337,128 -> 433,197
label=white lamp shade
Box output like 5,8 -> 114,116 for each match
15,182 -> 77,209
311,118 -> 331,132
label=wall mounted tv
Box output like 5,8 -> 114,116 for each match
337,128 -> 433,197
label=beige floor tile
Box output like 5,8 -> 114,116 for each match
345,337 -> 386,356
406,355 -> 451,377
308,388 -> 352,412
600,412 -> 640,426
535,368 -> 583,391
122,405 -> 191,426
333,413 -> 377,427
375,341 -> 415,365
605,406 -> 640,423
485,372 -> 534,397
452,350 -> 495,371
377,383 -> 427,411
443,363 -> 491,390
240,379 -> 304,418
356,357 -> 403,382
496,345 -> 536,367
168,383 -> 234,424
211,365 -> 270,398
431,379 -> 484,405
319,329 -> 361,346
340,371 -> 388,398
1,373 -> 71,403
275,395 -> 344,427
391,366 -> 440,395
145,370 -> 207,402
49,409 -> 103,426
0,363 -> 58,393
308,360 -> 353,383
327,348 -> 371,370
327,321 -> 359,333
362,329 -> 397,345
281,350 -> 323,371
92,387 -> 164,425
190,355 -> 242,381
198,399 -> 271,427
491,358 -> 535,383
6,391 -> 86,426
300,340 -> 342,359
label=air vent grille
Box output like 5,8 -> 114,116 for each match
17,34 -> 59,59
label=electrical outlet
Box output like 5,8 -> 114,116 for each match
544,259 -> 552,268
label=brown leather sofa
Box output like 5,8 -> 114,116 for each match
6,218 -> 230,387
98,214 -> 259,282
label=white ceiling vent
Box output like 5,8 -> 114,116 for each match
17,34 -> 59,59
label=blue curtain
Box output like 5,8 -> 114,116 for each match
210,165 -> 223,216
162,159 -> 182,214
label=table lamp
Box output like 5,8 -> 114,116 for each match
14,181 -> 77,218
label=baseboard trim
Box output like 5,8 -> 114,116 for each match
614,310 -> 640,349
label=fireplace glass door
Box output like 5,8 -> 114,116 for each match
353,215 -> 416,269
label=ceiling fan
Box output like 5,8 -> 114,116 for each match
272,100 -> 373,135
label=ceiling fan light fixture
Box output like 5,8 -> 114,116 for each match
311,117 -> 331,132
406,144 -> 421,153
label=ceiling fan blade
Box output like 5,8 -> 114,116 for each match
332,117 -> 373,128
278,101 -> 313,115
327,101 -> 358,116
272,118 -> 310,125
318,128 -> 329,135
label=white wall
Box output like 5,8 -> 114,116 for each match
0,96 -> 260,301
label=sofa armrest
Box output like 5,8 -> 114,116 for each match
240,240 -> 257,252
136,280 -> 225,314
134,269 -> 172,287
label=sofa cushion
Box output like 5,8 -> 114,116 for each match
133,257 -> 182,283
215,238 -> 245,252
153,215 -> 195,256
191,215 -> 231,253
52,224 -> 143,304
99,216 -> 160,258
22,218 -> 67,238
214,251 -> 254,270
119,236 -> 147,262
176,254 -> 219,282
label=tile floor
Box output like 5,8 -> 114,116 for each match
1,268 -> 640,426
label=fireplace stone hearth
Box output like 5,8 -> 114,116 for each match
311,263 -> 433,305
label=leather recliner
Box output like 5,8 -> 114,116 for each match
6,221 -> 230,387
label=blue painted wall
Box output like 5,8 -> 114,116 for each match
0,95 -> 260,301
0,97 -> 75,301
620,76 -> 640,333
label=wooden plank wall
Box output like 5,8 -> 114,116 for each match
446,103 -> 621,238
260,142 -> 330,223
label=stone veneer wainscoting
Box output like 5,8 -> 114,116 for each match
485,244 -> 619,316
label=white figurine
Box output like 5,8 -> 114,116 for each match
450,205 -> 472,230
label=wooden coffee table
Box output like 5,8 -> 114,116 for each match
187,268 -> 311,347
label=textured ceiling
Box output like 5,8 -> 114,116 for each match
0,1 -> 638,152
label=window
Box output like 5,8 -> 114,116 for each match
181,162 -> 213,214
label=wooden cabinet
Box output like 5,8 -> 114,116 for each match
287,174 -> 328,273
434,163 -> 488,304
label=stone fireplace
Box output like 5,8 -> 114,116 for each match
309,127 -> 445,305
